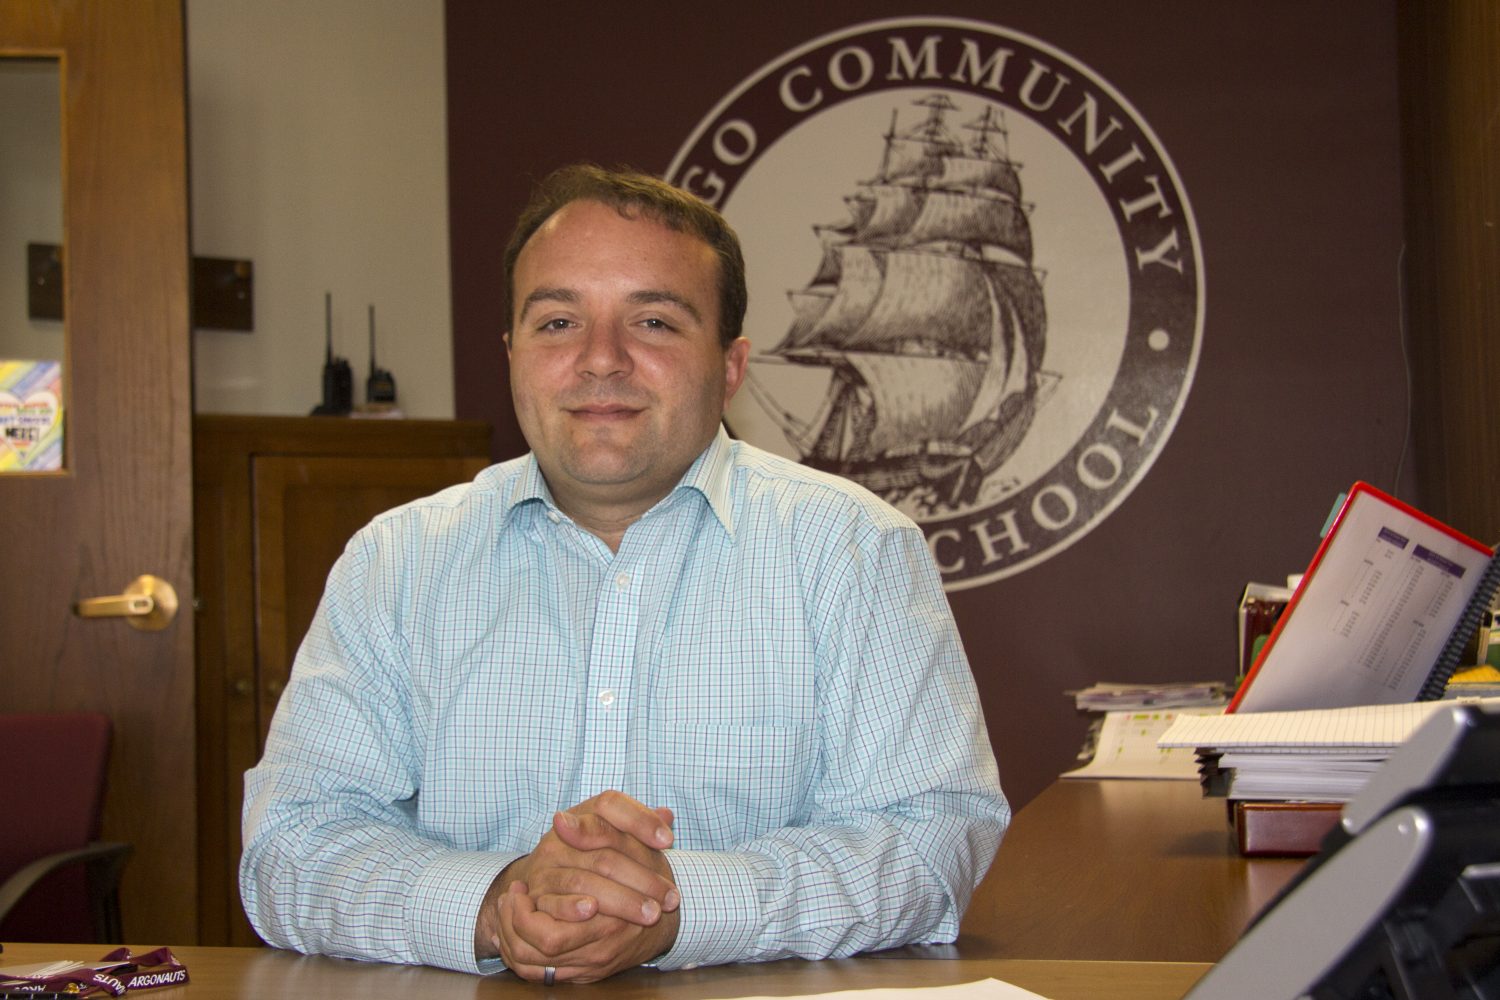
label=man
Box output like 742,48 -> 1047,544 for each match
240,164 -> 1009,984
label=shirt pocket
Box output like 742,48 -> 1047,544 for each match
648,721 -> 816,850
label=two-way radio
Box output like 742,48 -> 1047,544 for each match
310,291 -> 353,416
365,304 -> 397,405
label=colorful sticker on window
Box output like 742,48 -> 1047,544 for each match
0,359 -> 63,472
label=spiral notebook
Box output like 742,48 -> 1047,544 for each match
1228,482 -> 1500,714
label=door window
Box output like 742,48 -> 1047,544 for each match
0,58 -> 64,473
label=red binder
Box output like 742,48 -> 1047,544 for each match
1228,482 -> 1495,714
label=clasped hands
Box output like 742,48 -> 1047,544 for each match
475,790 -> 681,983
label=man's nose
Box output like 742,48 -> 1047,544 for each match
575,320 -> 632,379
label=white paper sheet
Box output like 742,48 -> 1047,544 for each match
1060,708 -> 1218,780
706,978 -> 1053,1000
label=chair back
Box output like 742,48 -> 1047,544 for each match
0,712 -> 114,942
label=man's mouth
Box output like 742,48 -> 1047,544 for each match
569,403 -> 642,420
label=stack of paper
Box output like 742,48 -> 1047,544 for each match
1071,680 -> 1229,712
1215,752 -> 1384,801
1158,697 -> 1500,802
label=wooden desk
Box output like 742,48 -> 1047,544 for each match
956,779 -> 1305,962
5,781 -> 1299,997
0,944 -> 1209,1000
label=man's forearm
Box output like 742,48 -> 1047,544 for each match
659,797 -> 1005,969
241,763 -> 519,973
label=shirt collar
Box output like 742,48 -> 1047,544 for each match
673,424 -> 736,537
502,454 -> 555,529
502,425 -> 737,536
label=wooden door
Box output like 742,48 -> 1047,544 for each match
0,2 -> 196,942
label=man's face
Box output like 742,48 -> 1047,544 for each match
506,199 -> 749,516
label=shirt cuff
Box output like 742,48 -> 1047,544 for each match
655,849 -> 775,970
406,850 -> 521,973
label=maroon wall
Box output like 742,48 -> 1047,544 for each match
446,1 -> 1408,809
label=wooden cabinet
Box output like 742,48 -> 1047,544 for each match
192,415 -> 493,945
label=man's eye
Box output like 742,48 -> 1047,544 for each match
642,317 -> 674,330
540,318 -> 573,331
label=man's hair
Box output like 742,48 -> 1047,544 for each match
503,164 -> 747,348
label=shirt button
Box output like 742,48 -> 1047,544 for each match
546,511 -> 560,524
598,689 -> 617,708
614,571 -> 631,590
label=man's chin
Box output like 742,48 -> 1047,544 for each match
557,452 -> 647,488
565,466 -> 643,488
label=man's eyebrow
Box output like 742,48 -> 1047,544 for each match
518,286 -> 579,321
627,289 -> 703,324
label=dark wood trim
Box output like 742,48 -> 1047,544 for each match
1398,0 -> 1500,544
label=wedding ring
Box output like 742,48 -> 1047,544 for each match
543,965 -> 556,985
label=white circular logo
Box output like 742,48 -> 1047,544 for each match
668,18 -> 1203,590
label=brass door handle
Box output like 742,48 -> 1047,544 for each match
74,574 -> 179,631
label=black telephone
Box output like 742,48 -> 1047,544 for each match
1186,702 -> 1500,999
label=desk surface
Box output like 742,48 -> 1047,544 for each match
956,778 -> 1305,962
0,943 -> 1210,1000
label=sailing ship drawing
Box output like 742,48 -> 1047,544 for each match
745,94 -> 1058,514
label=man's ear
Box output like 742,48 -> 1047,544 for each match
503,331 -> 512,360
723,337 -> 751,407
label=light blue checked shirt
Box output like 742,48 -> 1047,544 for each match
241,426 -> 1008,975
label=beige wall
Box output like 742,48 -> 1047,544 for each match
188,0 -> 454,418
